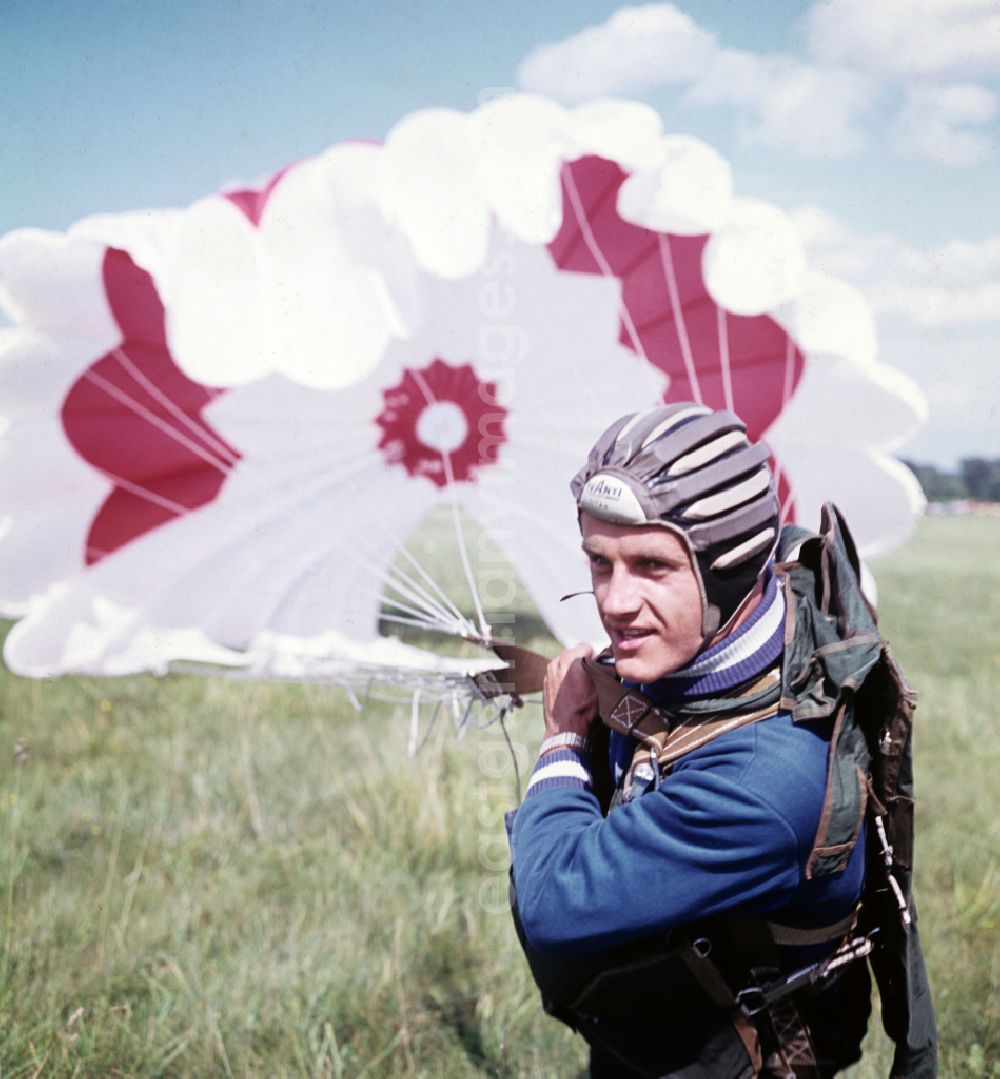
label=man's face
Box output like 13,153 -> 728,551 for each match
581,511 -> 704,683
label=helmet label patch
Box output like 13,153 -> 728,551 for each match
579,474 -> 646,524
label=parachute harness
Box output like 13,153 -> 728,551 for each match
512,504 -> 935,1078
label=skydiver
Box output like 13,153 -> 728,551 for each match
508,402 -> 936,1077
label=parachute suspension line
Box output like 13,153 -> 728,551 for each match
500,709 -> 522,803
378,600 -> 474,636
452,692 -> 472,735
81,368 -> 234,474
279,467 -> 459,635
408,691 -> 525,764
777,334 -> 799,525
782,333 -> 798,409
380,579 -> 467,633
109,348 -> 239,467
561,165 -> 650,367
392,540 -> 483,640
447,493 -> 489,639
224,456 -> 477,638
465,699 -> 522,801
657,234 -> 703,405
716,306 -> 735,413
407,688 -> 422,757
378,615 -> 465,636
262,488 -> 475,639
380,557 -> 470,629
377,607 -> 462,636
409,365 -> 490,641
408,695 -> 446,758
93,468 -> 191,516
311,546 -> 467,637
371,567 -> 474,636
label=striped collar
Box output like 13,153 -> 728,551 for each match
637,568 -> 785,702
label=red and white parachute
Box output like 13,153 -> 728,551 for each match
0,95 -> 925,692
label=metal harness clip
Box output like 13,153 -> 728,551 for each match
736,986 -> 768,1018
874,813 -> 913,929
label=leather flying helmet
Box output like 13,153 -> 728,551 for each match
571,403 -> 781,640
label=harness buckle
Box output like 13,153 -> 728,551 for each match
736,986 -> 768,1018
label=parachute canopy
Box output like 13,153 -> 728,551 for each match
0,94 -> 926,685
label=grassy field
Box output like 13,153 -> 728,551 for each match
0,515 -> 998,1076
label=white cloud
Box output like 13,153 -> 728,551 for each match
890,82 -> 997,165
789,204 -> 999,463
516,4 -> 716,103
789,205 -> 1000,326
872,281 -> 1000,325
872,227 -> 1000,324
788,205 -> 899,280
896,234 -> 1000,283
879,328 -> 999,464
686,49 -> 875,158
806,0 -> 1000,80
787,205 -> 852,250
517,3 -> 876,159
516,1 -> 999,167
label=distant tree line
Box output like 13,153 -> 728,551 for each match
903,457 -> 1000,502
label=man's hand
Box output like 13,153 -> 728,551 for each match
543,643 -> 599,741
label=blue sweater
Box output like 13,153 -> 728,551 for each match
511,710 -> 865,956
510,573 -> 865,958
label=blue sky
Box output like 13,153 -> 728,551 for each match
3,0 -> 998,466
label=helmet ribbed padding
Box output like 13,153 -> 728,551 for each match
571,403 -> 780,638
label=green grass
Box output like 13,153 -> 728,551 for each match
845,516 -> 1000,1079
1,516 -> 998,1076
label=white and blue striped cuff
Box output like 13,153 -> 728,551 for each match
524,748 -> 593,799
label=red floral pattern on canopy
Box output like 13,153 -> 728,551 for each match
547,156 -> 802,513
375,358 -> 507,487
0,101 -> 926,681
224,168 -> 291,227
58,153 -> 801,567
60,249 -> 240,564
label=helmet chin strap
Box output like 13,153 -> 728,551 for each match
699,609 -> 722,654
